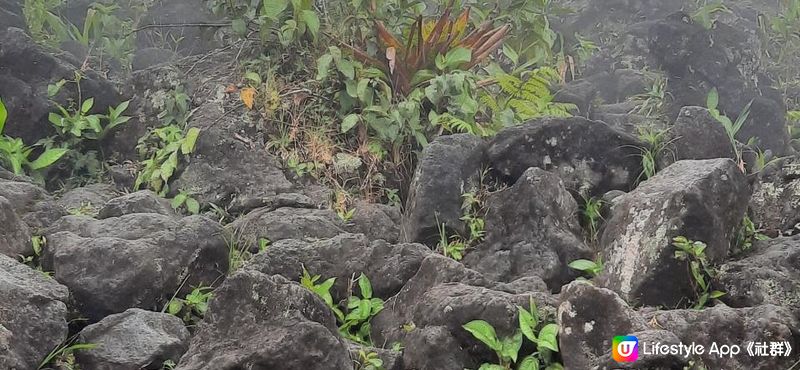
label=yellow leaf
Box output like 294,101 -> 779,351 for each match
386,47 -> 397,75
240,87 -> 256,109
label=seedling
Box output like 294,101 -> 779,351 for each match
672,236 -> 726,309
167,286 -> 213,325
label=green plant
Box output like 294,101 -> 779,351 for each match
157,87 -> 192,127
629,76 -> 668,117
211,0 -> 320,46
339,273 -> 384,345
167,286 -> 213,324
568,256 -> 603,279
480,68 -> 575,129
672,236 -> 726,309
337,207 -> 356,222
171,189 -> 201,215
463,298 -> 562,370
706,87 -> 753,169
461,190 -> 487,243
19,235 -> 50,276
633,126 -> 672,182
48,95 -> 131,142
67,202 -> 99,217
437,221 -> 467,261
38,335 -> 96,370
135,125 -> 201,196
161,360 -> 177,370
0,98 -> 68,178
355,350 -> 385,370
580,196 -> 604,243
734,215 -> 769,252
691,1 -> 729,30
300,265 -> 345,319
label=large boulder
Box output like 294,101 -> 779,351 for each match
487,117 -> 644,197
462,167 -> 591,287
43,214 -> 228,321
0,196 -> 31,258
402,134 -> 486,245
170,127 -> 297,214
97,190 -> 176,219
175,271 -> 353,370
247,233 -> 431,300
229,206 -> 345,249
0,255 -> 69,369
557,281 -> 648,369
57,184 -> 120,215
598,159 -> 750,307
0,178 -> 67,231
644,304 -> 800,369
75,308 -> 190,370
372,254 -> 556,370
749,158 -> 800,235
664,106 -> 736,163
0,27 -> 121,144
716,236 -> 800,315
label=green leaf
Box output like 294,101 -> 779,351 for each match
232,18 -> 247,35
502,44 -> 519,65
167,299 -> 183,315
81,98 -> 94,114
518,306 -> 537,342
171,193 -> 187,208
463,320 -> 500,351
245,72 -> 262,84
341,114 -> 359,133
707,88 -> 719,111
335,58 -> 355,80
358,273 -> 372,299
28,148 -> 68,170
299,10 -> 319,39
478,365 -> 506,370
0,99 -> 6,135
444,47 -> 472,69
709,290 -> 726,299
181,127 -> 200,154
568,259 -> 597,272
262,0 -> 289,19
537,323 -> 560,352
500,331 -> 523,363
186,198 -> 200,214
316,53 -> 333,80
518,356 -> 540,370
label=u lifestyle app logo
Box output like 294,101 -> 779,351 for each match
613,335 -> 639,363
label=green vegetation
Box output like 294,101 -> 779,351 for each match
134,125 -> 200,196
633,127 -> 671,182
706,88 -> 752,170
568,256 -> 603,279
672,236 -> 726,309
355,349 -> 385,370
734,215 -> 769,253
19,236 -> 50,277
580,196 -> 604,244
166,286 -> 214,325
463,298 -> 562,370
38,335 -> 96,370
630,75 -> 668,117
171,189 -> 201,215
0,98 -> 68,180
301,269 -> 384,345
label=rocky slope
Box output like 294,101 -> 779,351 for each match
2,0 -> 800,369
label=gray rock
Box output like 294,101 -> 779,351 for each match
749,158 -> 800,234
487,116 -> 644,197
43,214 -> 228,321
229,206 -> 345,249
135,0 -> 223,56
557,281 -> 648,369
97,190 -> 176,219
346,201 -> 402,243
0,196 -> 31,258
372,254 -> 556,370
596,330 -> 689,370
247,233 -> 431,300
57,183 -> 119,215
598,159 -> 750,307
176,271 -> 353,370
171,127 -> 296,214
462,167 -> 591,287
0,255 -> 69,369
643,304 -> 799,369
0,178 -> 67,231
664,106 -> 735,165
402,134 -> 486,245
132,47 -> 178,71
716,236 -> 800,314
76,308 -> 190,370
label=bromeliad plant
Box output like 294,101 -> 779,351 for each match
463,298 -> 562,370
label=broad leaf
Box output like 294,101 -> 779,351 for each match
707,88 -> 719,111
316,53 -> 333,80
537,323 -> 560,352
500,331 -> 523,363
262,0 -> 289,19
181,127 -> 201,154
29,148 -> 68,170
341,114 -> 359,133
568,259 -> 597,272
186,198 -> 200,214
463,320 -> 500,351
299,10 -> 319,39
81,98 -> 94,114
358,273 -> 372,299
518,356 -> 540,370
0,99 -> 6,134
518,306 -> 537,342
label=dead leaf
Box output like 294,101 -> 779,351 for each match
240,87 -> 256,109
386,47 -> 397,75
225,84 -> 238,93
